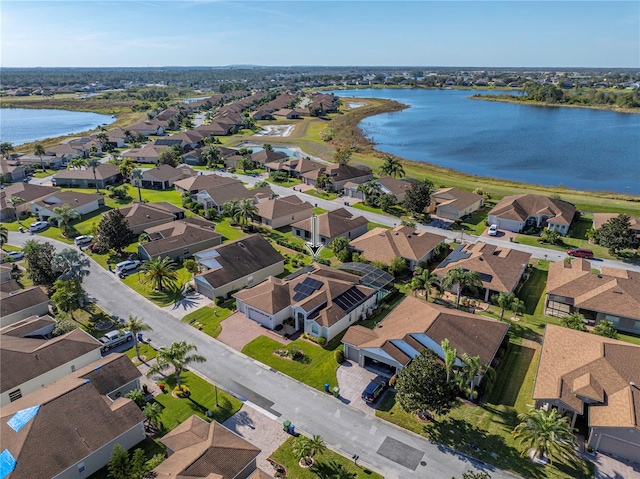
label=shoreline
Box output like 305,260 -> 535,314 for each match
469,94 -> 640,115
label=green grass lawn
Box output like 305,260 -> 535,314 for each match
122,265 -> 192,307
182,303 -> 233,338
266,177 -> 302,187
125,342 -> 158,362
215,218 -> 247,242
270,436 -> 384,479
32,169 -> 56,178
449,204 -> 494,236
153,371 -> 242,431
69,303 -> 118,339
304,189 -> 339,201
312,207 -> 328,215
242,336 -> 342,391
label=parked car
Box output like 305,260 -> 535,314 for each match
488,224 -> 498,236
361,377 -> 389,404
3,251 -> 24,262
99,330 -> 133,352
74,235 -> 93,246
115,259 -> 141,274
567,248 -> 594,259
29,221 -> 49,233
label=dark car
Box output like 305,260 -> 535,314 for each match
567,248 -> 594,259
361,377 -> 389,404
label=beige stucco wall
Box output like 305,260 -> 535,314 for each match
139,236 -> 222,261
308,294 -> 377,341
588,426 -> 640,464
1,301 -> 50,328
196,261 -> 285,300
267,208 -> 313,229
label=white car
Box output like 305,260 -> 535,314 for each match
488,224 -> 499,236
74,235 -> 93,246
115,260 -> 141,274
30,221 -> 49,233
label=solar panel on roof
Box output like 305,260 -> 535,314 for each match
292,291 -> 308,302
302,277 -> 323,290
334,287 -> 368,313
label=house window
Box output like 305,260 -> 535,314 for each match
78,462 -> 86,473
604,315 -> 620,327
183,248 -> 190,255
634,321 -> 640,333
311,322 -> 319,336
247,275 -> 254,285
9,389 -> 22,402
71,365 -> 76,372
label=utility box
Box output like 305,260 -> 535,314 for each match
332,386 -> 340,398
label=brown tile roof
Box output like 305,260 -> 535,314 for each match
251,150 -> 288,164
199,182 -> 273,207
123,144 -> 167,159
140,221 -> 221,257
174,174 -> 239,192
53,164 -> 120,181
488,194 -> 576,225
546,259 -> 640,320
434,242 -> 532,294
593,213 -> 640,233
342,296 -> 509,367
256,195 -> 313,221
431,187 -> 483,212
117,202 -> 183,228
142,164 -> 197,182
1,377 -> 144,479
155,415 -> 260,479
0,183 -> 58,209
0,314 -> 55,338
32,191 -> 104,211
291,208 -> 368,239
79,353 -> 141,396
349,226 -> 446,265
533,324 -> 640,430
0,286 -> 50,317
377,177 -> 414,197
302,164 -> 372,183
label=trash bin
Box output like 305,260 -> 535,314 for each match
509,237 -> 514,242
137,332 -> 143,342
288,424 -> 295,435
324,383 -> 330,393
282,420 -> 291,432
332,386 -> 340,398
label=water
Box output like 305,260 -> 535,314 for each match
331,89 -> 640,194
0,108 -> 115,146
239,143 -> 301,158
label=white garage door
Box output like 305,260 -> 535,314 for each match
598,435 -> 640,464
248,308 -> 271,328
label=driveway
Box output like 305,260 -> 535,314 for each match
161,291 -> 214,320
591,451 -> 640,479
218,311 -> 288,351
336,360 -> 380,416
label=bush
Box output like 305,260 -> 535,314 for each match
334,350 -> 345,364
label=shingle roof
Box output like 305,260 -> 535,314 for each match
533,324 -> 640,430
174,174 -> 239,192
79,353 -> 141,396
32,191 -> 104,211
256,195 -> 313,221
349,226 -> 445,265
593,213 -> 640,233
53,164 -> 120,181
431,187 -> 483,212
0,183 -> 58,209
199,183 -> 272,207
140,221 -> 221,257
376,177 -> 414,197
117,202 -> 183,228
291,208 -> 368,239
488,194 -> 576,225
142,164 -> 197,182
0,286 -> 50,318
251,150 -> 288,164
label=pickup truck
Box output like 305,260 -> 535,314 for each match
99,330 -> 133,352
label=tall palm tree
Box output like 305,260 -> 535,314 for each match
222,199 -> 241,220
511,298 -> 525,319
441,338 -> 457,384
95,132 -> 109,147
316,173 -> 333,192
233,198 -> 257,226
52,248 -> 90,282
202,145 -> 221,168
34,143 -> 46,171
8,196 -> 25,220
512,408 -> 576,463
494,292 -> 516,321
411,267 -> 440,300
131,169 -> 144,202
87,158 -> 101,192
117,158 -> 135,180
458,353 -> 482,401
140,256 -> 177,291
379,155 -> 405,178
0,225 -> 8,250
68,157 -> 87,170
143,402 -> 163,431
0,142 -> 14,160
52,204 -> 80,235
441,267 -> 483,306
122,315 -> 153,360
146,340 -> 206,388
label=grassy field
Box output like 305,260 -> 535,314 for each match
122,264 -> 192,307
181,303 -> 234,338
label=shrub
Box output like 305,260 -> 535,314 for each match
334,350 -> 345,364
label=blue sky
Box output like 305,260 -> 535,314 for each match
1,1 -> 638,68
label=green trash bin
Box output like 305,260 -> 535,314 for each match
282,420 -> 291,432
332,386 -> 340,398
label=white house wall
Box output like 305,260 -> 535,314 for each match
1,302 -> 50,328
488,215 -> 524,233
195,261 -> 285,300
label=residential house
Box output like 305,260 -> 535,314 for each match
545,259 -> 640,333
174,174 -> 239,195
138,218 -> 222,261
53,164 -> 122,189
0,264 -> 13,283
194,121 -> 234,137
593,213 -> 640,240
251,109 -> 274,120
273,109 -> 301,119
127,119 -> 166,136
152,415 -> 268,479
180,148 -> 203,166
45,143 -> 87,161
1,287 -> 50,327
265,157 -> 325,178
251,149 -> 288,167
0,362 -> 145,479
12,153 -> 64,169
30,191 -> 105,221
255,195 -> 313,229
291,208 -> 369,246
168,130 -> 205,150
121,144 -> 167,164
117,202 -> 186,235
0,183 -> 58,220
235,263 -> 377,341
487,194 -> 576,235
92,128 -> 126,148
301,164 -> 373,192
349,226 -> 446,271
434,242 -> 532,302
194,183 -> 273,214
0,158 -> 26,182
342,296 -> 509,376
428,187 -> 484,221
0,317 -> 103,406
194,235 -> 285,300
532,324 -> 640,463
131,164 -> 197,190
343,177 -> 414,203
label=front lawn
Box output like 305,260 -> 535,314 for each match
242,336 -> 342,391
125,342 -> 158,362
514,233 -> 616,262
182,303 -> 233,338
122,265 -> 192,307
304,189 -> 339,201
214,218 -> 247,242
69,303 -> 118,339
449,204 -> 493,236
270,436 -> 383,479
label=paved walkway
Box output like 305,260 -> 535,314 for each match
162,291 -> 215,320
135,357 -> 165,398
218,311 -> 288,351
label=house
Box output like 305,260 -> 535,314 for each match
46,143 -> 87,161
265,157 -> 325,178
251,149 -> 288,167
194,121 -> 234,136
342,296 -> 509,376
301,164 -> 373,192
53,164 -> 122,189
12,153 -> 64,169
235,263 -> 377,341
138,218 -> 222,261
291,208 -> 369,246
121,144 -> 167,164
593,213 -> 640,240
194,235 -> 285,300
0,316 -> 103,406
349,226 -> 446,271
532,324 -> 640,463
127,119 -> 166,136
434,242 -> 532,302
0,183 -> 58,220
255,195 -> 313,229
131,164 -> 197,190
174,174 -> 239,195
343,177 -> 414,203
545,259 -> 640,333
152,415 -> 268,479
194,184 -> 273,214
0,360 -> 145,479
0,287 -> 50,328
0,158 -> 26,182
273,109 -> 301,119
117,202 -> 186,235
92,128 -> 126,148
487,194 -> 576,235
30,191 -> 105,221
428,187 -> 484,221
251,109 -> 274,120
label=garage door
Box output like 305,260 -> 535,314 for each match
598,435 -> 640,464
248,308 -> 271,328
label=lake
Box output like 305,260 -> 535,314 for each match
331,89 -> 640,195
0,108 -> 116,146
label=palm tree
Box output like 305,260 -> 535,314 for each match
146,340 -> 206,388
122,315 -> 153,360
511,298 -> 525,319
34,143 -> 46,171
222,199 -> 241,220
95,131 -> 109,147
52,204 -> 80,235
22,239 -> 41,257
0,225 -> 8,250
494,292 -> 516,321
441,338 -> 457,384
8,196 -> 25,221
292,435 -> 326,467
458,353 -> 482,401
202,145 -> 221,168
68,157 -> 87,170
357,181 -> 382,207
117,158 -> 135,180
560,312 -> 587,331
143,402 -> 163,431
410,267 -> 440,300
87,158 -> 101,192
124,389 -> 146,408
52,248 -> 90,282
233,198 -> 258,226
140,256 -> 177,291
441,267 -> 483,306
307,435 -> 326,458
131,169 -> 144,202
237,155 -> 254,173
512,408 -> 576,463
379,155 -> 405,178
0,142 -> 14,160
316,173 -> 333,192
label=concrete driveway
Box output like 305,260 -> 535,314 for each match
218,311 -> 288,351
161,291 -> 214,320
337,360 -> 385,416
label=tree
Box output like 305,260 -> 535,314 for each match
68,157 -> 87,170
124,389 -> 146,408
560,312 -> 587,332
357,181 -> 382,207
457,353 -> 483,401
593,320 -> 618,339
96,209 -> 135,253
594,214 -> 639,255
143,402 -> 163,430
107,444 -> 130,479
333,146 -> 352,165
511,298 -> 525,318
379,155 -> 405,178
52,248 -> 90,282
52,317 -> 78,336
234,198 -> 258,226
540,227 -> 561,245
24,240 -> 58,288
0,225 -> 7,250
202,145 -> 221,168
146,340 -> 206,388
87,158 -> 101,192
293,435 -> 326,467
34,143 -> 46,171
158,147 -> 179,167
263,143 -> 273,151
379,193 -> 397,213
0,141 -> 14,159
237,155 -> 254,173
95,131 -> 109,146
122,315 -> 153,360
51,279 -> 85,318
395,350 -> 456,416
389,257 -> 408,277
455,471 -> 492,479
315,173 -> 333,192
222,199 -> 241,219
441,338 -> 458,384
493,292 -> 515,321
512,408 -> 576,463
7,196 -> 25,220
441,267 -> 483,306
131,169 -> 144,201
140,256 -> 178,291
410,267 -> 440,300
403,180 -> 435,218
52,204 -> 80,235
118,157 -> 135,180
